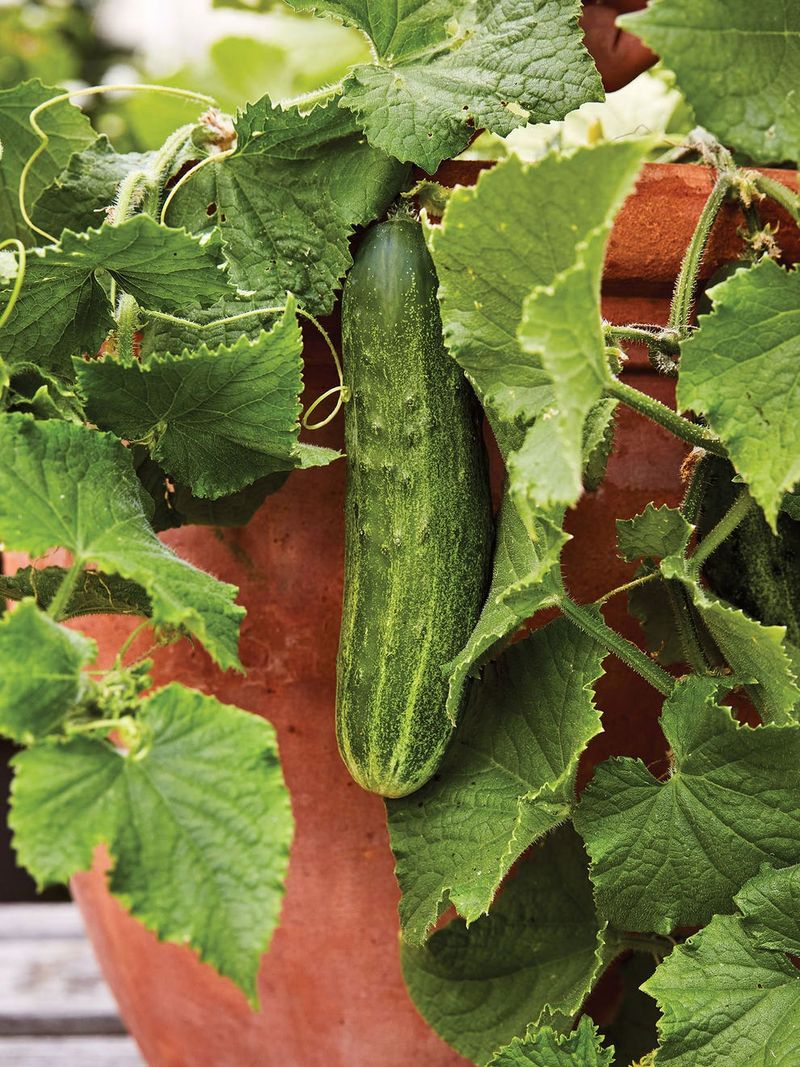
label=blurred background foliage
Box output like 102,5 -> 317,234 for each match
0,0 -> 691,157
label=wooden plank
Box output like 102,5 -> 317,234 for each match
0,904 -> 125,1036
0,905 -> 84,941
0,1036 -> 143,1065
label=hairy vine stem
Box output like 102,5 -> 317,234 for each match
604,323 -> 681,357
752,173 -> 800,225
605,377 -> 726,456
593,571 -> 659,608
559,596 -> 675,697
115,293 -> 140,360
689,489 -> 755,577
668,173 -> 731,330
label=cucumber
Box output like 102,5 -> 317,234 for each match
336,214 -> 493,798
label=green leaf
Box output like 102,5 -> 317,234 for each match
735,862 -> 800,956
32,135 -> 155,238
166,95 -> 408,315
678,260 -> 800,529
131,448 -> 290,531
284,0 -> 453,61
513,238 -> 608,509
10,735 -> 120,883
76,299 -> 337,499
388,619 -> 604,944
428,141 -> 645,436
575,676 -> 800,934
0,217 -> 231,377
488,1017 -> 614,1067
0,566 -> 151,620
0,244 -> 110,378
512,144 -> 647,511
616,503 -> 692,562
620,0 -> 800,163
581,398 -> 617,492
139,297 -> 281,356
444,490 -> 566,721
401,827 -> 608,1065
6,362 -> 84,423
338,0 -> 603,173
661,552 -> 800,724
0,415 -> 244,670
10,683 -> 293,1003
0,80 -> 96,242
0,600 -> 95,743
645,909 -> 800,1065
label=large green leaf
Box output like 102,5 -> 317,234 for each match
166,95 -> 408,315
10,683 -> 292,1004
0,80 -> 96,242
76,299 -> 338,499
389,620 -> 604,944
620,0 -> 800,163
0,416 -> 244,670
0,217 -> 231,377
336,0 -> 602,173
428,141 -> 645,442
678,260 -> 800,529
0,600 -> 95,743
401,827 -> 608,1065
488,1017 -> 614,1067
645,865 -> 800,1065
512,145 -> 647,510
575,676 -> 800,934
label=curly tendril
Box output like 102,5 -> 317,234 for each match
20,83 -> 218,244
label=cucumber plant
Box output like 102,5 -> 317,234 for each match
1,0 -> 799,1063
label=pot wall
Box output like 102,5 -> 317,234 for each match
8,162 -> 799,1067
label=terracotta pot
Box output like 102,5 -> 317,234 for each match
8,162 -> 798,1066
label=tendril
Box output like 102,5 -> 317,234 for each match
20,84 -> 218,244
295,308 -> 348,430
0,239 -> 26,331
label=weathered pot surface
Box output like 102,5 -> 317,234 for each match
11,161 -> 797,1066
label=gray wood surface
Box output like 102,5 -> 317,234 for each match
0,903 -> 144,1063
0,1036 -> 143,1065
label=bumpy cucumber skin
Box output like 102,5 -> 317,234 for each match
336,216 -> 493,798
699,457 -> 800,646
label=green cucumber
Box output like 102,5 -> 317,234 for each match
336,214 -> 493,798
